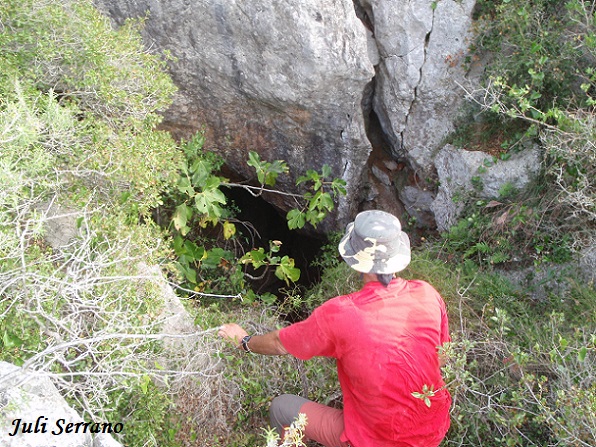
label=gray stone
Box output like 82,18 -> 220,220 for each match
430,144 -> 482,231
496,265 -> 575,302
0,362 -> 125,447
479,147 -> 542,199
36,201 -> 81,249
404,0 -> 478,172
400,186 -> 435,228
94,0 -> 375,228
579,245 -> 596,284
0,362 -> 89,447
431,144 -> 542,231
371,164 -> 392,187
93,433 -> 123,447
137,264 -> 203,357
360,0 -> 477,171
93,0 -> 485,230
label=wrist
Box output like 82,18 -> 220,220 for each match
240,335 -> 253,352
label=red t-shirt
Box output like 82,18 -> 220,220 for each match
279,278 -> 451,447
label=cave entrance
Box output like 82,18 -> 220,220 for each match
224,186 -> 329,297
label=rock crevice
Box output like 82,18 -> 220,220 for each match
95,0 -> 482,231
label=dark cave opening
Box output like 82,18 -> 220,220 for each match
223,186 -> 329,297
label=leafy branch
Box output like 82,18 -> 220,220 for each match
167,136 -> 346,290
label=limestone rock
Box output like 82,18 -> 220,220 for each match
0,362 -> 123,447
95,0 -> 375,228
431,144 -> 542,231
359,0 -> 478,172
579,245 -> 596,284
94,0 -> 484,229
93,433 -> 124,447
400,185 -> 435,228
36,201 -> 80,249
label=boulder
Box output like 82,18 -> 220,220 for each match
93,0 -> 484,229
579,245 -> 596,284
0,362 -> 124,447
94,0 -> 375,228
35,201 -> 81,249
399,185 -> 436,228
431,144 -> 542,231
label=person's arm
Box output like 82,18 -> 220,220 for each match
218,323 -> 289,356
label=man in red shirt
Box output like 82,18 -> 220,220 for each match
219,210 -> 451,447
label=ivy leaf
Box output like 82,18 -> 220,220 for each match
176,176 -> 194,196
260,293 -> 278,305
331,178 -> 347,196
247,151 -> 266,184
203,247 -> 229,269
190,158 -> 213,186
240,248 -> 267,269
287,209 -> 306,230
173,203 -> 192,235
222,221 -> 236,240
319,192 -> 334,211
247,151 -> 288,186
2,330 -> 23,349
265,159 -> 288,186
275,256 -> 300,285
173,234 -> 185,255
177,262 -> 197,284
577,346 -> 587,362
183,240 -> 205,261
194,187 -> 226,218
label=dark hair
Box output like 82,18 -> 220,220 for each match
376,273 -> 394,287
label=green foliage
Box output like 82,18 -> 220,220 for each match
163,133 -> 346,293
240,241 -> 301,286
247,151 -> 289,187
172,133 -> 228,235
186,302 -> 339,447
115,379 -> 180,447
0,0 -> 176,120
261,413 -> 308,447
411,384 -> 437,408
0,1 -> 185,446
473,0 -> 594,112
287,165 -> 347,230
0,0 -> 181,218
469,0 -> 596,257
455,205 -> 572,266
4,3 -> 593,447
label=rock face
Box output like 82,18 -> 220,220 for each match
95,0 -> 375,227
0,362 -> 124,447
93,0 -> 482,229
358,0 -> 477,169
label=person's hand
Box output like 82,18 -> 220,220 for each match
218,323 -> 249,348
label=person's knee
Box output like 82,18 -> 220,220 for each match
269,394 -> 310,435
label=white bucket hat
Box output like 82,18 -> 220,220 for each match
338,210 -> 411,274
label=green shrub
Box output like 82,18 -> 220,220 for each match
468,0 -> 596,257
473,0 -> 594,112
0,0 -> 181,217
159,131 -> 346,296
0,1 -> 185,445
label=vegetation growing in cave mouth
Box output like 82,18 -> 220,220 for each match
0,1 -> 594,447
